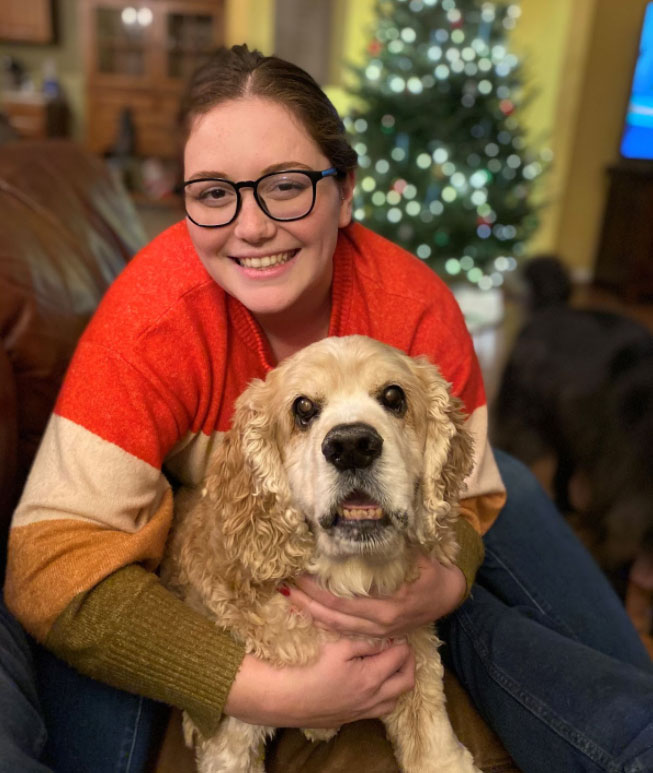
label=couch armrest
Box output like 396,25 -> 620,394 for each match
0,342 -> 18,572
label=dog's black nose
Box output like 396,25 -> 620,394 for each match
321,423 -> 383,471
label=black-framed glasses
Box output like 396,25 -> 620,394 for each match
181,167 -> 340,228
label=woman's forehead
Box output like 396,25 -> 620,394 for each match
184,97 -> 327,176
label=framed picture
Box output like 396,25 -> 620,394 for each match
0,0 -> 56,45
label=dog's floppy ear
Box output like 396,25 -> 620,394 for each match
411,357 -> 475,548
205,378 -> 314,586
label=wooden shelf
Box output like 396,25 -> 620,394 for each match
594,161 -> 653,300
1,91 -> 69,139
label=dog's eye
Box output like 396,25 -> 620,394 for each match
380,385 -> 407,416
292,396 -> 320,428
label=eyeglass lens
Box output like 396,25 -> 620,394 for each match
184,172 -> 316,226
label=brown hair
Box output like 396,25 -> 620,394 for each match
178,44 -> 358,175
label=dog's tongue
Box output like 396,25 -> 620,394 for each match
341,491 -> 379,508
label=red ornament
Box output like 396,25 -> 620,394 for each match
368,39 -> 382,55
500,99 -> 515,116
451,17 -> 464,29
477,215 -> 491,226
393,178 -> 407,194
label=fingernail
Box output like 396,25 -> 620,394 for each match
277,585 -> 290,597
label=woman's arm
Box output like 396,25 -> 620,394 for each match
42,564 -> 416,735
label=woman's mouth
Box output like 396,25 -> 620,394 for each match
233,249 -> 299,269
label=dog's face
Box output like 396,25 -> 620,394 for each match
281,340 -> 425,558
234,336 -> 471,562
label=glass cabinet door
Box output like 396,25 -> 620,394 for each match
95,4 -> 153,79
165,11 -> 214,80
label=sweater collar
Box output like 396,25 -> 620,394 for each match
229,225 -> 355,371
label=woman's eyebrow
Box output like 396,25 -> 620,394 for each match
186,162 -> 313,182
261,161 -> 312,174
185,170 -> 229,181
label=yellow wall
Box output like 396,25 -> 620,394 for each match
225,0 -> 275,52
555,0 -> 650,276
510,0 -> 583,255
325,0 -> 376,112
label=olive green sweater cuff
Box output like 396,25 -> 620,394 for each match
46,564 -> 245,738
453,518 -> 485,599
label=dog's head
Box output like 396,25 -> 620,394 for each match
208,336 -> 473,583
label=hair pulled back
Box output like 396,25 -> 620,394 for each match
178,44 -> 358,175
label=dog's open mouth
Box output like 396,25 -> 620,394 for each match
320,490 -> 392,537
336,490 -> 384,522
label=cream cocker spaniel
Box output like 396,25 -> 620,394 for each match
163,335 -> 480,773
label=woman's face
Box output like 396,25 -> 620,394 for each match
183,97 -> 354,320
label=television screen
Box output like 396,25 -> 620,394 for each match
620,2 -> 653,160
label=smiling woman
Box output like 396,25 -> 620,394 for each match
182,97 -> 354,354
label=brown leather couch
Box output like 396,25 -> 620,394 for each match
0,139 -> 147,570
0,140 -> 518,773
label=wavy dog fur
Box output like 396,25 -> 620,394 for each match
162,335 -> 479,773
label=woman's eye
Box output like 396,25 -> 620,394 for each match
263,175 -> 309,199
274,183 -> 301,195
198,187 -> 234,207
380,385 -> 407,416
292,396 -> 319,427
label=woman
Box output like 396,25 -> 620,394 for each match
4,45 -> 653,773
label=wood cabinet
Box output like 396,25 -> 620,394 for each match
0,92 -> 68,139
0,0 -> 55,44
81,0 -> 224,160
594,162 -> 653,300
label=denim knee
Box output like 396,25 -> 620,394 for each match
0,602 -> 50,772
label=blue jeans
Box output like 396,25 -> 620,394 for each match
0,600 -> 49,772
31,646 -> 168,773
0,599 -> 168,773
440,450 -> 653,773
2,451 -> 652,772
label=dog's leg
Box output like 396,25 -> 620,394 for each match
383,630 -> 480,773
189,715 -> 274,773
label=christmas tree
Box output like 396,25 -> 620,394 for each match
345,0 -> 548,290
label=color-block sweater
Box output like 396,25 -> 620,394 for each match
5,221 -> 505,737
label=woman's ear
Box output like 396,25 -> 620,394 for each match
338,170 -> 356,228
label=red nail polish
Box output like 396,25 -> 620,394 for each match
277,585 -> 290,597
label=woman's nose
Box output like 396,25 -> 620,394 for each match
232,189 -> 276,243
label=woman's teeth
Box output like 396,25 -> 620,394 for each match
238,251 -> 295,269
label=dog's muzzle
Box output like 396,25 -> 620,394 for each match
319,423 -> 397,541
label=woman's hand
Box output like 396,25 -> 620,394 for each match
224,637 -> 415,727
286,553 -> 466,638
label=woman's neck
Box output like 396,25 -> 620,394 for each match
255,291 -> 332,363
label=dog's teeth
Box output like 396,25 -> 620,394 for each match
340,507 -> 383,521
